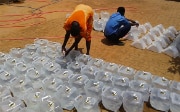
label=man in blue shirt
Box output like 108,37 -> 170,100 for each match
104,7 -> 139,45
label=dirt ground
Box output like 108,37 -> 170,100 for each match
0,0 -> 180,112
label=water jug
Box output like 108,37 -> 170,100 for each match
52,69 -> 73,85
56,85 -> 79,110
170,92 -> 180,112
134,70 -> 152,85
117,66 -> 136,80
84,79 -> 104,102
111,75 -> 129,92
123,91 -> 144,112
150,87 -> 170,111
102,86 -> 123,112
94,70 -> 112,86
129,80 -> 150,102
74,95 -> 100,112
68,74 -> 89,94
81,65 -> 99,79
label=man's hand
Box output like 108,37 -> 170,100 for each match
61,46 -> 66,56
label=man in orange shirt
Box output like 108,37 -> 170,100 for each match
62,4 -> 93,56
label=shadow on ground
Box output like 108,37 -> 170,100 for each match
168,57 -> 180,75
101,38 -> 125,46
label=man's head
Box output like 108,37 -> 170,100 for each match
117,7 -> 125,16
70,21 -> 80,37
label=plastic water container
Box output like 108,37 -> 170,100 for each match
167,26 -> 177,34
102,86 -> 123,112
68,74 -> 89,94
47,41 -> 61,51
144,22 -> 152,31
9,48 -> 25,58
160,34 -> 171,45
40,95 -> 63,112
68,50 -> 81,61
138,24 -> 147,34
84,79 -> 104,102
93,12 -> 99,20
170,92 -> 180,112
147,41 -> 163,53
100,11 -> 110,20
162,45 -> 180,58
42,61 -> 61,76
147,32 -> 158,41
0,52 -> 8,65
0,86 -> 13,102
32,80 -> 46,93
36,45 -> 52,56
67,61 -> 84,74
55,55 -> 72,69
152,76 -> 170,90
0,70 -> 16,86
10,76 -> 32,98
42,76 -> 63,96
14,62 -> 28,76
46,50 -> 60,60
150,88 -> 170,111
81,65 -> 99,79
74,95 -> 100,112
93,19 -> 104,32
169,81 -> 180,94
75,54 -> 91,65
32,56 -> 50,70
134,71 -> 152,85
52,69 -> 73,85
150,27 -> 161,37
156,24 -> 165,33
127,26 -> 140,41
164,29 -> 176,40
111,75 -> 129,92
34,38 -> 49,46
123,91 -> 144,112
131,38 -> 147,49
24,90 -> 46,108
22,52 -> 38,64
94,70 -> 112,86
56,85 -> 79,110
141,35 -> 153,46
102,62 -> 119,73
129,80 -> 150,102
87,58 -> 104,69
0,97 -> 26,112
26,67 -> 45,82
155,36 -> 168,48
25,43 -> 40,53
3,57 -> 18,74
117,66 -> 136,80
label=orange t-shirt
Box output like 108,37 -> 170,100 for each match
63,4 -> 93,41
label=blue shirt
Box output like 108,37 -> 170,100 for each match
104,12 -> 130,36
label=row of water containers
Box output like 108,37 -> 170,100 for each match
0,38 -> 180,112
127,22 -> 180,58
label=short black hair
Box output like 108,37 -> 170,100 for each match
117,7 -> 125,16
70,21 -> 80,37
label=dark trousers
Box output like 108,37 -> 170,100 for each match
105,24 -> 131,41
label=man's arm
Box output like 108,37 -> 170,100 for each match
127,18 -> 139,27
62,30 -> 71,52
65,36 -> 82,56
